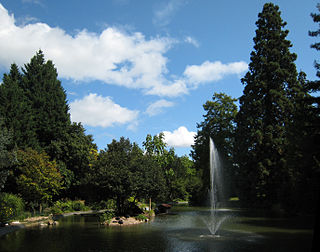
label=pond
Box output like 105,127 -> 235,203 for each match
0,206 -> 314,252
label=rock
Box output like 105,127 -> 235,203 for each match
118,220 -> 123,225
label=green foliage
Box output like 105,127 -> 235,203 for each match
0,119 -> 16,191
0,193 -> 24,223
308,4 -> 320,172
21,50 -> 71,149
46,122 -> 98,196
191,92 -> 238,205
72,200 -> 88,211
101,199 -> 116,210
91,199 -> 116,210
16,149 -> 64,206
50,199 -> 89,214
135,214 -> 147,221
92,136 -> 191,214
130,145 -> 167,202
0,64 -> 37,149
143,133 -> 198,201
49,205 -> 63,215
99,211 -> 114,224
286,3 -> 320,212
234,3 -> 305,207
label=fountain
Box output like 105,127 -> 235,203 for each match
204,138 -> 228,237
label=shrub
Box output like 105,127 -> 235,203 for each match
50,199 -> 90,214
144,210 -> 155,217
135,214 -> 147,221
99,211 -> 114,224
17,211 -> 32,221
72,200 -> 87,211
50,204 -> 63,215
0,193 -> 25,223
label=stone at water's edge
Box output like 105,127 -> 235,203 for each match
47,220 -> 58,225
104,217 -> 148,226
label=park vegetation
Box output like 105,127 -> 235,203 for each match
192,3 -> 319,213
0,3 -> 319,222
0,51 -> 198,221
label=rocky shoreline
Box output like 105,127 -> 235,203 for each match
0,215 -> 56,237
106,216 -> 150,226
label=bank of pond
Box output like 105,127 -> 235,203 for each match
0,206 -> 315,252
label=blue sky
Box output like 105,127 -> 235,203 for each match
0,0 -> 318,156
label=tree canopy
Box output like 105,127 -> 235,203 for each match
234,3 -> 307,208
191,92 -> 237,205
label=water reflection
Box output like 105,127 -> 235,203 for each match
0,206 -> 314,252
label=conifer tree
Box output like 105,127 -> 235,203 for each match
0,64 -> 37,148
307,4 -> 320,172
21,50 -> 71,148
234,3 -> 304,206
295,3 -> 320,211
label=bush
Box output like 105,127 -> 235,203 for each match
135,214 -> 147,221
99,211 -> 114,224
50,205 -> 63,215
72,200 -> 87,211
50,199 -> 90,214
17,211 -> 32,221
0,193 -> 25,223
53,200 -> 73,212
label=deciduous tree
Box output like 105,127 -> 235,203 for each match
16,149 -> 63,211
191,92 -> 237,205
0,120 -> 16,191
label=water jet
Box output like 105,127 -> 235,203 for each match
204,138 -> 228,236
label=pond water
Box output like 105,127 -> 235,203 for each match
0,206 -> 314,252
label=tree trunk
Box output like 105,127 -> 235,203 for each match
149,198 -> 152,218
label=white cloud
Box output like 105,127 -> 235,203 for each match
184,61 -> 248,86
163,126 -> 196,148
153,0 -> 187,27
0,4 -> 186,97
146,99 -> 174,116
0,4 -> 247,97
69,93 -> 139,128
146,79 -> 188,97
184,36 -> 199,48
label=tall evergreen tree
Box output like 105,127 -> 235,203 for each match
307,4 -> 320,174
296,3 -> 320,212
0,64 -> 36,148
21,50 -> 71,148
234,3 -> 304,207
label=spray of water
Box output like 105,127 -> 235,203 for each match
204,138 -> 228,236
